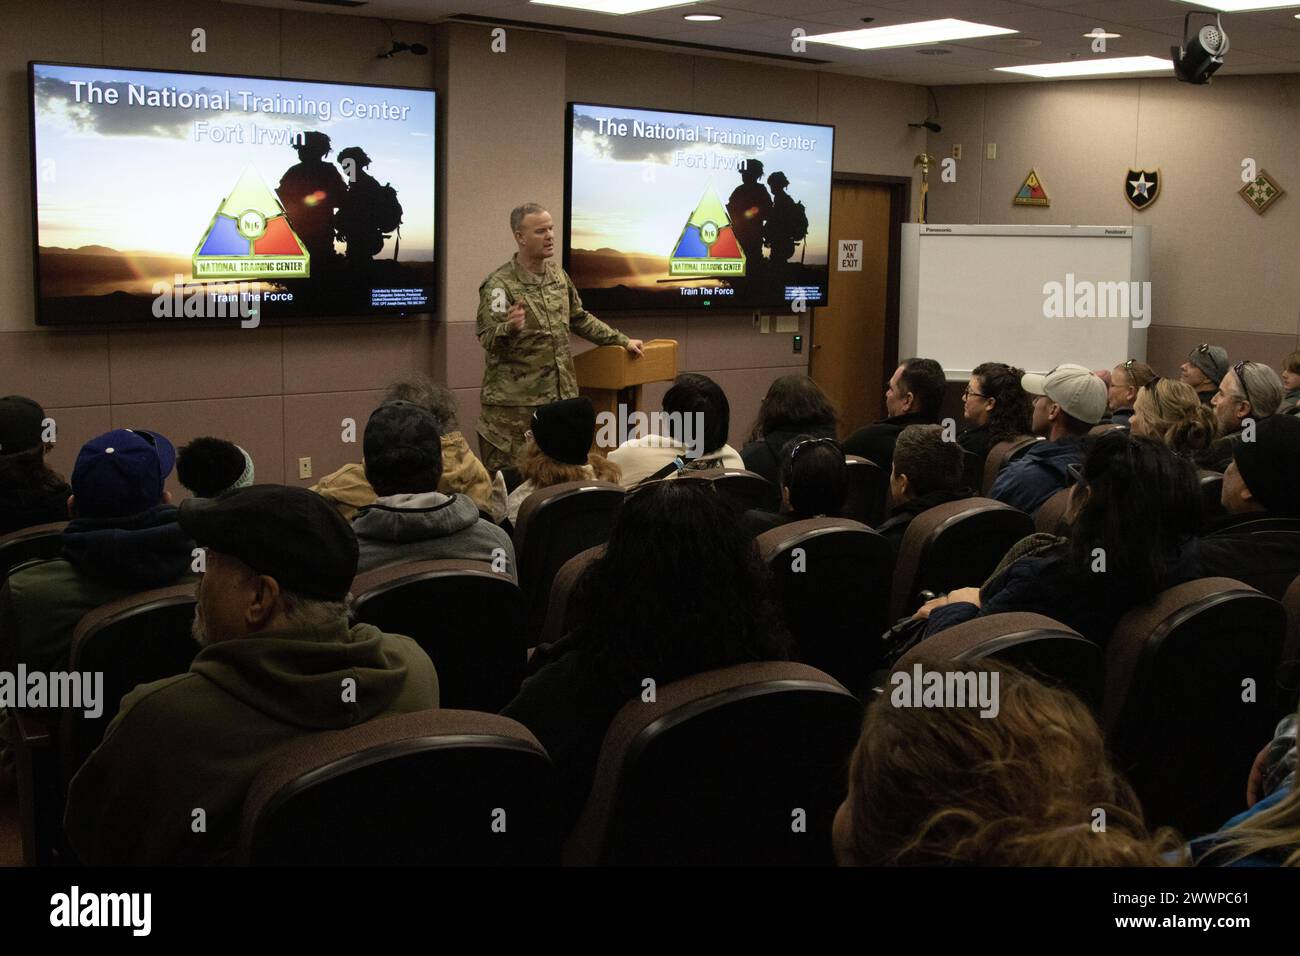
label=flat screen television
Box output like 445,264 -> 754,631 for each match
29,62 -> 436,325
564,102 -> 834,312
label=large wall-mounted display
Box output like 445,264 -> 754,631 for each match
565,102 -> 834,312
29,62 -> 436,325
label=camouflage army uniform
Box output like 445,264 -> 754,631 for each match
475,255 -> 629,474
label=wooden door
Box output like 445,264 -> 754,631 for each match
810,181 -> 898,438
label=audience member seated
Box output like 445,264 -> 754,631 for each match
740,436 -> 846,537
0,428 -> 193,673
957,362 -> 1032,473
1129,377 -> 1216,460
1190,704 -> 1298,866
843,357 -> 945,472
1107,359 -> 1155,427
989,364 -> 1105,516
312,374 -> 502,522
176,437 -> 254,498
505,397 -> 620,525
922,432 -> 1204,648
502,479 -> 791,831
874,425 -> 972,556
63,486 -> 439,864
1182,343 -> 1229,407
1280,350 -> 1300,415
0,395 -> 69,536
1199,415 -> 1300,599
740,375 -> 838,487
353,401 -> 515,579
833,660 -> 1181,865
1197,361 -> 1285,472
607,373 -> 743,485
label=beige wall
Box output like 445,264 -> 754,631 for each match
924,76 -> 1300,376
2,0 -> 927,494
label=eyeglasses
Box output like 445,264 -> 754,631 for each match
788,436 -> 841,464
1232,360 -> 1254,408
962,389 -> 987,400
1195,343 -> 1211,354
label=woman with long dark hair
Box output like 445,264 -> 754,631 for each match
919,431 -> 1204,647
957,362 -> 1033,472
502,479 -> 791,829
741,375 -> 838,486
0,396 -> 70,536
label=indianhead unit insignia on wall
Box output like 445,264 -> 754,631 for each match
1240,170 -> 1284,215
1013,168 -> 1050,207
1125,169 -> 1160,210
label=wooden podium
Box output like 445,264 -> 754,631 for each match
574,338 -> 678,421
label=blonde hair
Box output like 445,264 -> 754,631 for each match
516,438 -> 620,489
841,660 -> 1184,866
1133,379 -> 1216,457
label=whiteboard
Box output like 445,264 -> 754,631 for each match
900,224 -> 1150,379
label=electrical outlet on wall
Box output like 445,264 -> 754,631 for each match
986,143 -> 997,160
298,457 -> 312,479
952,144 -> 962,160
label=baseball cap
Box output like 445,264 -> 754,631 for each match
531,397 -> 595,466
0,396 -> 47,456
179,485 -> 359,600
1021,364 -> 1109,426
71,428 -> 176,519
1231,414 -> 1300,518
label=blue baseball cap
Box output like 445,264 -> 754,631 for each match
71,428 -> 176,518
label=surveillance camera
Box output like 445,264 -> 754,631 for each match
1172,14 -> 1229,85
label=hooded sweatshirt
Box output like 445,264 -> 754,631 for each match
0,477 -> 70,536
0,504 -> 194,671
64,619 -> 439,865
988,436 -> 1084,516
352,490 -> 516,580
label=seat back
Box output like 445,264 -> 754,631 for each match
1206,516 -> 1300,536
758,518 -> 894,692
1034,487 -> 1072,535
1104,577 -> 1286,835
897,612 -> 1104,710
889,497 -> 1034,621
240,710 -> 560,865
0,521 -> 67,581
537,545 -> 605,647
842,455 -> 888,527
351,559 -> 525,712
1284,574 -> 1300,664
513,480 -> 624,643
563,662 -> 862,866
981,436 -> 1038,496
1089,423 -> 1124,436
677,468 -> 780,512
1198,470 -> 1226,522
61,584 -> 199,787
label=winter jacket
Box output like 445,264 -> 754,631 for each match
924,536 -> 1205,649
740,424 -> 837,487
874,488 -> 975,557
0,504 -> 194,671
64,618 -> 439,865
310,432 -> 500,522
607,436 -> 744,487
352,491 -> 516,581
842,412 -> 937,473
0,478 -> 70,537
988,436 -> 1085,516
1199,512 -> 1300,600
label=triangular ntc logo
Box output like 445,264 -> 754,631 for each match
669,184 -> 745,277
1013,168 -> 1050,207
1126,169 -> 1160,210
194,166 -> 310,280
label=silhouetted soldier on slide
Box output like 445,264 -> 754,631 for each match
277,131 -> 347,275
763,171 -> 809,268
726,158 -> 772,284
336,146 -> 402,264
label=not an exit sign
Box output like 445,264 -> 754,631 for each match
838,239 -> 862,271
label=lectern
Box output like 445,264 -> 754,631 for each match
573,338 -> 678,421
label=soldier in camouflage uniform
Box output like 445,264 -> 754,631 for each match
476,203 -> 643,474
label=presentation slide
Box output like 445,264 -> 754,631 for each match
29,63 -> 435,325
565,103 -> 834,312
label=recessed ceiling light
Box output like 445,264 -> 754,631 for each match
1086,31 -> 1122,39
531,0 -> 705,14
1172,0 -> 1300,10
684,13 -> 721,20
806,19 -> 1017,51
995,55 -> 1174,78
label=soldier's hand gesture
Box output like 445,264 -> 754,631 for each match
507,300 -> 527,331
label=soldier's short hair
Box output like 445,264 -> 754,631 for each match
511,203 -> 548,234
